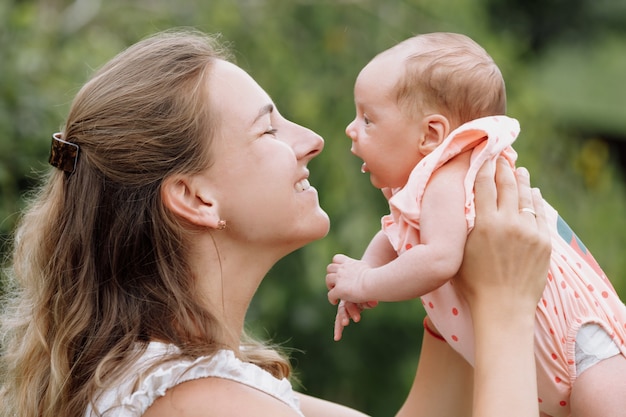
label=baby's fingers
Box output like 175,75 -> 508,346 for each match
334,319 -> 346,341
327,287 -> 340,305
334,301 -> 351,341
345,301 -> 363,323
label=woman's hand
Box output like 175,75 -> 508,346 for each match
456,157 -> 551,316
456,156 -> 551,417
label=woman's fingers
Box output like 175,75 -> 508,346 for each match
473,156 -> 517,220
515,167 -> 535,219
494,156 -> 518,213
458,158 -> 551,310
473,159 -> 497,218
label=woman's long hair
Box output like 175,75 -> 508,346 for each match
0,30 -> 290,417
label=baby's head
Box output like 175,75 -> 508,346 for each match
346,32 -> 506,190
384,32 -> 506,128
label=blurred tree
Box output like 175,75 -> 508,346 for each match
485,0 -> 626,54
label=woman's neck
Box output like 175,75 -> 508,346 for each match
189,233 -> 283,350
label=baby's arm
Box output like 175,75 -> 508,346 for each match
361,230 -> 398,267
327,154 -> 469,304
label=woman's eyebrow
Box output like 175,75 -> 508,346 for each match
252,103 -> 274,126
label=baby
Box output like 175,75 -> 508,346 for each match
326,32 -> 626,417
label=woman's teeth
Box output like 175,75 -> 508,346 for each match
295,178 -> 311,192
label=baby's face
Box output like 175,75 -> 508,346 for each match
345,52 -> 426,190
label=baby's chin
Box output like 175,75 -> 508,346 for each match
361,164 -> 398,190
369,177 -> 387,190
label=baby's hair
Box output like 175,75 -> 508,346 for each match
391,32 -> 506,126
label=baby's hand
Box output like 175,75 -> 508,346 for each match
334,300 -> 378,341
325,254 -> 373,305
326,254 -> 378,340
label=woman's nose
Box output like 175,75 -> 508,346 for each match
292,124 -> 324,161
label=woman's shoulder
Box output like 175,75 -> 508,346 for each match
88,342 -> 302,417
142,376 -> 301,417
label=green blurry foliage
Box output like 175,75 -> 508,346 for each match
1,0 -> 625,415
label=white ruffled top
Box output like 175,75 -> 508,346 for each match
85,342 -> 303,416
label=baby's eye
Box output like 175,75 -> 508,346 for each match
363,116 -> 371,125
265,127 -> 277,136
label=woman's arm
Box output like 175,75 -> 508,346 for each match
456,158 -> 550,417
396,157 -> 550,417
395,324 -> 474,417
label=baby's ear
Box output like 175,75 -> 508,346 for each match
419,114 -> 450,155
161,174 -> 222,229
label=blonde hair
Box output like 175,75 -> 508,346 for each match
1,30 -> 290,417
392,32 -> 506,126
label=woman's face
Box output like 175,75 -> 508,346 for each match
203,60 -> 330,253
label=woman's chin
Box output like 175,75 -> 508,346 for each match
311,210 -> 331,240
296,211 -> 331,248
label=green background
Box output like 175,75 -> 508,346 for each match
2,0 -> 626,414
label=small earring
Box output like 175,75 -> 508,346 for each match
217,219 -> 227,230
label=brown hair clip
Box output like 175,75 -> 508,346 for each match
49,132 -> 79,173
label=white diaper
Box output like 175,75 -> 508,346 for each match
575,322 -> 620,375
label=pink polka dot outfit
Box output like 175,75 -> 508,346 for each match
381,116 -> 626,417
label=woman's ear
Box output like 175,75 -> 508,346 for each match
419,114 -> 450,155
161,175 -> 222,229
